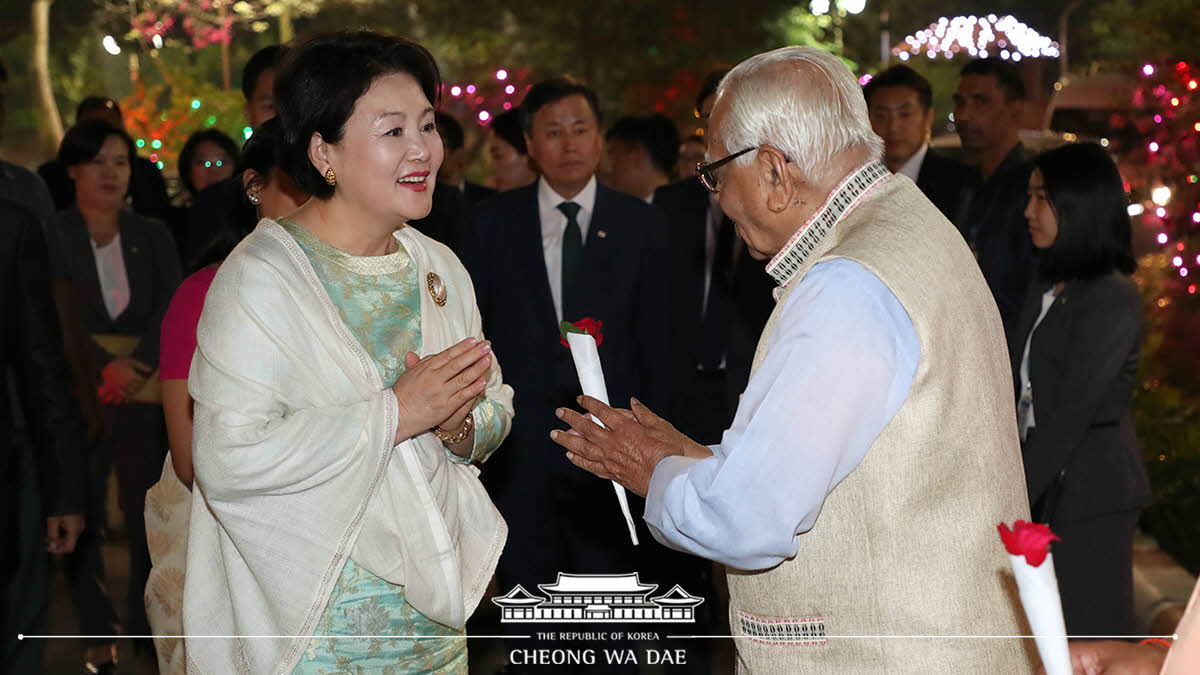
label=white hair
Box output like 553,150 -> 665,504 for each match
715,46 -> 883,183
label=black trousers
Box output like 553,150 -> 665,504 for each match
70,401 -> 165,644
1053,510 -> 1140,637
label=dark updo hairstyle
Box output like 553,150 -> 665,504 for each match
58,119 -> 136,169
240,116 -> 283,178
177,128 -> 240,197
1033,142 -> 1137,283
275,30 -> 441,200
490,107 -> 527,155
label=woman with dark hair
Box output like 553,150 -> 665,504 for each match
183,31 -> 511,673
1014,141 -> 1150,637
166,129 -> 239,261
144,117 -> 306,675
177,128 -> 239,200
486,107 -> 537,191
47,118 -> 182,672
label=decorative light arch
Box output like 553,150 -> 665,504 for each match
892,14 -> 1059,63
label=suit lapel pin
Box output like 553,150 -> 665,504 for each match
597,230 -> 607,239
426,272 -> 448,306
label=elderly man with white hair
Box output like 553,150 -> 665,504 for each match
551,46 -> 1034,673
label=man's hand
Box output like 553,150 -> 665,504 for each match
46,514 -> 85,554
1034,640 -> 1167,675
550,396 -> 709,497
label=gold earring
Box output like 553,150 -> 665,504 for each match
324,168 -> 337,186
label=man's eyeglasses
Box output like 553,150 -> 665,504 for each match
696,147 -> 756,194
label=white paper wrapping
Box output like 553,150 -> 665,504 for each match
1009,552 -> 1071,675
566,331 -> 640,545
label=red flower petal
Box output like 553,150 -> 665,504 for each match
998,520 -> 1061,567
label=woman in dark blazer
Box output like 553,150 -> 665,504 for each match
1013,141 -> 1149,638
48,119 -> 181,671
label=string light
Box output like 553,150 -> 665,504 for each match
1150,141 -> 1161,152
450,86 -> 462,97
1157,233 -> 1169,244
1152,186 -> 1172,205
495,69 -> 508,81
505,84 -> 516,95
466,84 -> 477,94
894,14 -> 1059,61
1157,207 -> 1167,218
1173,256 -> 1184,267
191,99 -> 201,110
1181,268 -> 1190,278
1143,64 -> 1156,76
478,110 -> 490,122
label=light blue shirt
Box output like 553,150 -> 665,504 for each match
644,257 -> 920,571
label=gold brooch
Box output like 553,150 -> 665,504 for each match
427,272 -> 447,306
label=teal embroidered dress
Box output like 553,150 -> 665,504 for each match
282,221 -> 505,674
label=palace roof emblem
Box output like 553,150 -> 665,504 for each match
492,573 -> 704,623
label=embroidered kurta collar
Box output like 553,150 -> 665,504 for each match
765,161 -> 890,289
279,218 -> 411,276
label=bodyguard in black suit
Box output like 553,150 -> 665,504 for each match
653,176 -> 774,444
1011,143 -> 1149,637
463,78 -> 673,670
953,58 -> 1036,339
865,64 -> 969,220
1,198 -> 88,651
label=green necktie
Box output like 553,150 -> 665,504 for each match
558,201 -> 583,308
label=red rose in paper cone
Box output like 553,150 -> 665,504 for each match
997,520 -> 1061,567
560,317 -> 604,348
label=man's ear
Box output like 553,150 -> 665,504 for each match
307,132 -> 331,178
760,145 -> 795,214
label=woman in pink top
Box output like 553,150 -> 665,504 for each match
146,118 -> 305,674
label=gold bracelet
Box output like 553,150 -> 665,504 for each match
433,412 -> 474,445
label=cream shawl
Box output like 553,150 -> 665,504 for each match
182,219 -> 510,674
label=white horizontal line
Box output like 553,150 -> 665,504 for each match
18,634 -> 529,640
676,629 -> 1180,634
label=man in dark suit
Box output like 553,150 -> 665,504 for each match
463,77 -> 673,659
865,64 -> 969,220
653,70 -> 774,446
1,198 -> 88,667
954,58 -> 1036,339
604,114 -> 679,202
435,111 -> 496,206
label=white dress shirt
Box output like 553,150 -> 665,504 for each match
896,143 -> 929,183
643,258 -> 920,571
538,175 -> 597,321
92,233 -> 130,321
1019,288 -> 1059,440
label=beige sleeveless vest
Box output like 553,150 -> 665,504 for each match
727,166 -> 1034,674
